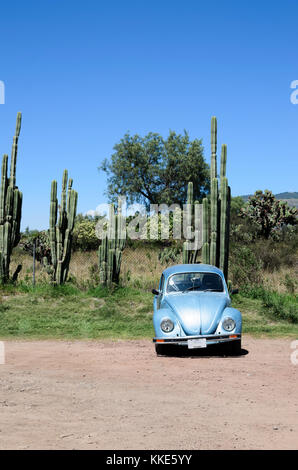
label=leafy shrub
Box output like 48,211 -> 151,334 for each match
229,246 -> 262,287
253,241 -> 282,271
230,222 -> 298,288
73,218 -> 99,251
283,274 -> 297,294
230,197 -> 259,244
230,223 -> 257,243
262,291 -> 298,323
252,232 -> 297,271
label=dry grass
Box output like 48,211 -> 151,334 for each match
120,245 -> 181,287
262,267 -> 298,294
10,252 -> 48,283
10,245 -> 181,287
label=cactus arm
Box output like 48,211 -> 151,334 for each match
61,169 -> 68,215
49,180 -> 58,269
224,185 -> 231,280
9,112 -> 22,188
219,177 -> 228,273
0,155 -> 8,225
220,144 -> 227,180
210,177 -> 218,266
202,197 -> 210,264
211,116 -> 217,179
67,178 -> 73,212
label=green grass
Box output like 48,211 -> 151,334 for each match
240,286 -> 298,323
0,283 -> 297,340
232,293 -> 298,337
0,284 -> 154,340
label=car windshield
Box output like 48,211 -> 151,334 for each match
167,272 -> 224,293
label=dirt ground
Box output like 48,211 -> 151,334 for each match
0,337 -> 297,450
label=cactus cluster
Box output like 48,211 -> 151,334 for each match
240,190 -> 298,239
47,170 -> 78,284
183,117 -> 231,279
98,199 -> 126,285
0,113 -> 23,283
201,117 -> 231,278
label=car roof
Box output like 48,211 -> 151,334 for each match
162,264 -> 225,280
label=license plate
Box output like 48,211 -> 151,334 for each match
187,338 -> 207,349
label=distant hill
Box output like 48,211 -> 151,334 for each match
240,192 -> 298,208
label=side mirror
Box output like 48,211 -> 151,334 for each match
152,288 -> 160,295
231,288 -> 239,295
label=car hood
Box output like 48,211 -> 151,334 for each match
165,292 -> 228,335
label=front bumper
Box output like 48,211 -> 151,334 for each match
153,333 -> 241,346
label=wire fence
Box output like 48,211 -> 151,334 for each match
10,242 -> 298,294
10,243 -> 183,288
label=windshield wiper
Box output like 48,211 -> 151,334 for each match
182,285 -> 201,293
182,287 -> 223,293
201,289 -> 223,292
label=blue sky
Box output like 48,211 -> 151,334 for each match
0,0 -> 297,230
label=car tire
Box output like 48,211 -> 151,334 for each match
223,339 -> 242,356
155,343 -> 172,356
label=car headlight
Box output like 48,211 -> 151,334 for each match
222,317 -> 236,331
161,318 -> 174,333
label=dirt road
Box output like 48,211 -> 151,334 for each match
0,337 -> 297,449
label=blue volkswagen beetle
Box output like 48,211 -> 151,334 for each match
152,264 -> 242,355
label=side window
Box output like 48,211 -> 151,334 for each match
157,275 -> 165,309
159,275 -> 165,294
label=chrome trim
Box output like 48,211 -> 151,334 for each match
153,334 -> 241,345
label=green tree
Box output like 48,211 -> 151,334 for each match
100,131 -> 209,207
240,190 -> 298,239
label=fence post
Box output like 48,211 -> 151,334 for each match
33,240 -> 36,286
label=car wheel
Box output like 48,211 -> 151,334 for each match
223,339 -> 242,356
155,343 -> 172,356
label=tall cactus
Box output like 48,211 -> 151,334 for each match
0,113 -> 23,283
185,117 -> 231,279
98,198 -> 126,286
48,170 -> 78,284
204,117 -> 231,279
